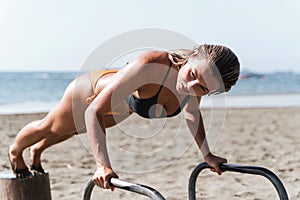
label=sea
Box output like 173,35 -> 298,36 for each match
0,71 -> 300,114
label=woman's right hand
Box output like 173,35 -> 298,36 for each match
204,152 -> 227,175
92,165 -> 119,191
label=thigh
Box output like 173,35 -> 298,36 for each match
45,73 -> 93,135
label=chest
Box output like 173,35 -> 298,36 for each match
131,84 -> 186,118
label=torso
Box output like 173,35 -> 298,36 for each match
93,51 -> 189,118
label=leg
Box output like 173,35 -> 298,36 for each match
9,73 -> 91,178
30,130 -> 75,174
8,119 -> 51,177
8,110 -> 77,177
29,111 -> 121,174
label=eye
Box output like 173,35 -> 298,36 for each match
199,84 -> 209,93
190,71 -> 196,79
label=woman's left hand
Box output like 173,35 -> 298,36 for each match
204,152 -> 227,175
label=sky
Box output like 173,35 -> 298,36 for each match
0,0 -> 299,72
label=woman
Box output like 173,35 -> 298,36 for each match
9,44 -> 240,191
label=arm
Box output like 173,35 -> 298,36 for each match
84,52 -> 169,189
85,104 -> 117,190
183,96 -> 227,175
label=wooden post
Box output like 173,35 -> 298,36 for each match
0,172 -> 51,200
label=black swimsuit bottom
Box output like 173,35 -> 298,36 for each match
126,63 -> 190,119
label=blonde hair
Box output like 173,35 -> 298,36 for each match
168,44 -> 240,92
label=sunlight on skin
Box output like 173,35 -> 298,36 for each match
191,55 -> 224,94
176,57 -> 224,96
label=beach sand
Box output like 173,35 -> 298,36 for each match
0,107 -> 299,199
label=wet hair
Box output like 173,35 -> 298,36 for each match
168,44 -> 240,92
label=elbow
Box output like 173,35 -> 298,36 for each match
85,103 -> 105,122
184,109 -> 200,121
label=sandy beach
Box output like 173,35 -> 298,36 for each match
0,107 -> 299,199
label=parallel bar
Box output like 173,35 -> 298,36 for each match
83,178 -> 165,200
188,162 -> 289,200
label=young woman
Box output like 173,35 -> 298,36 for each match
9,44 -> 240,191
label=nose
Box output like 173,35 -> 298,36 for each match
187,79 -> 200,88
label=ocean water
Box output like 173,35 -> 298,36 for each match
0,72 -> 77,114
230,72 -> 300,95
0,71 -> 299,114
0,72 -> 77,104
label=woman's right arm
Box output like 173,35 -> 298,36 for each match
85,104 -> 117,190
84,52 -> 165,190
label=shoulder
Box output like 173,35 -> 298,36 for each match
134,51 -> 170,66
122,51 -> 170,77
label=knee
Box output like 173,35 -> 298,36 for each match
9,144 -> 20,156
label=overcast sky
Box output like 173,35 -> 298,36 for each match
0,0 -> 299,72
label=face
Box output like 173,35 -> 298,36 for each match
176,58 -> 223,96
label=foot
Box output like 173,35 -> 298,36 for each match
30,163 -> 45,174
29,147 -> 45,174
8,146 -> 33,180
13,167 -> 33,179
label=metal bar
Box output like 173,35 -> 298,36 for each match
188,162 -> 289,200
83,178 -> 165,200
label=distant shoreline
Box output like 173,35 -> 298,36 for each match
1,93 -> 300,115
202,93 -> 300,108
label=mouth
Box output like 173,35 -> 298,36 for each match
179,82 -> 189,94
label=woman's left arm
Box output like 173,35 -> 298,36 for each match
183,96 -> 227,175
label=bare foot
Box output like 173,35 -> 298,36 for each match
29,146 -> 45,174
8,145 -> 33,179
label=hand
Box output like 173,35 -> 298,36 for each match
92,165 -> 119,191
204,153 -> 227,175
